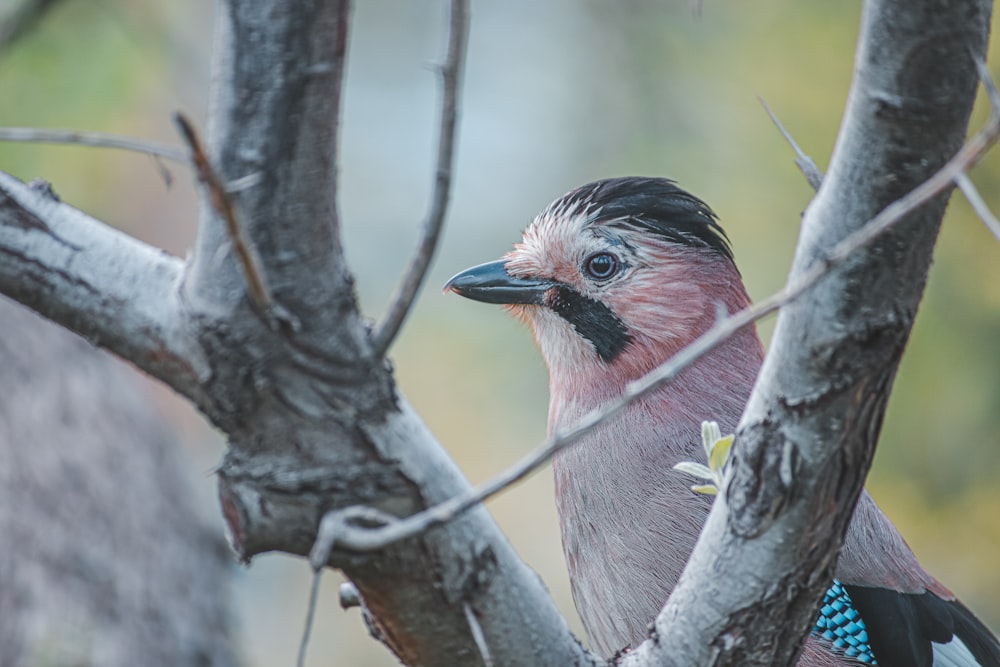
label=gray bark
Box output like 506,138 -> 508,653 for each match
626,1 -> 993,665
0,0 -> 992,665
0,299 -> 239,667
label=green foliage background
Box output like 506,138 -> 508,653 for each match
2,1 -> 998,665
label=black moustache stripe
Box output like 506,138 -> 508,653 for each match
546,286 -> 631,362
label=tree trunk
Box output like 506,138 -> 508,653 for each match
0,298 -> 240,667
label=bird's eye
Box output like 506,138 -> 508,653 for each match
584,252 -> 620,280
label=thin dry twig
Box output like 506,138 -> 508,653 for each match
370,0 -> 469,358
305,61 -> 1000,556
310,505 -> 392,567
296,570 -> 324,667
956,172 -> 1000,241
758,96 -> 824,192
173,112 -> 273,312
0,127 -> 189,164
298,507 -> 391,666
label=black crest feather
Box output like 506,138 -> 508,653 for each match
547,176 -> 733,262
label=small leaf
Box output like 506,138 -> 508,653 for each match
701,421 -> 722,458
673,461 -> 714,480
708,434 -> 735,472
691,484 -> 718,496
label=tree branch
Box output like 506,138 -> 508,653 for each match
194,2 -> 597,664
185,0 -> 361,349
0,126 -> 188,164
627,2 -> 993,665
371,0 -> 469,358
0,172 -> 208,404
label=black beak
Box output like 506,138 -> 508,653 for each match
444,260 -> 552,305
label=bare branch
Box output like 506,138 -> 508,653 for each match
188,0 -> 360,349
0,172 -> 208,403
632,12 -> 995,665
0,126 -> 189,164
370,0 -> 469,358
173,112 -> 273,312
201,4 -> 596,663
0,0 -> 63,53
307,67 -> 1000,555
296,570 -> 324,667
956,172 -> 1000,241
758,96 -> 824,191
310,506 -> 394,563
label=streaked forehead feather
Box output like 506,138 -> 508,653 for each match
541,176 -> 733,262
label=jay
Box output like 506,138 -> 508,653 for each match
446,177 -> 1000,665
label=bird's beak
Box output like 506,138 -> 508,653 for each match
444,260 -> 552,305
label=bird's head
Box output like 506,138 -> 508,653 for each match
446,177 -> 757,404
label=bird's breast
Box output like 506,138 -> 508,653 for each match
550,407 -> 714,656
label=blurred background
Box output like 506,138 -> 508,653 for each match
1,1 -> 999,665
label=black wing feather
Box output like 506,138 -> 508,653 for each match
845,585 -> 1000,667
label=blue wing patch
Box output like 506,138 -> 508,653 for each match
813,580 -> 877,664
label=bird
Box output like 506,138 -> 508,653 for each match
445,176 -> 1000,666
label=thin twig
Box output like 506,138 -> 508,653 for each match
309,505 -> 394,567
173,112 -> 273,312
758,96 -> 824,192
956,172 -> 1000,241
296,570 -> 324,667
0,127 -> 189,164
307,61 -> 1000,555
370,0 -> 469,358
463,602 -> 494,667
0,0 -> 63,53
